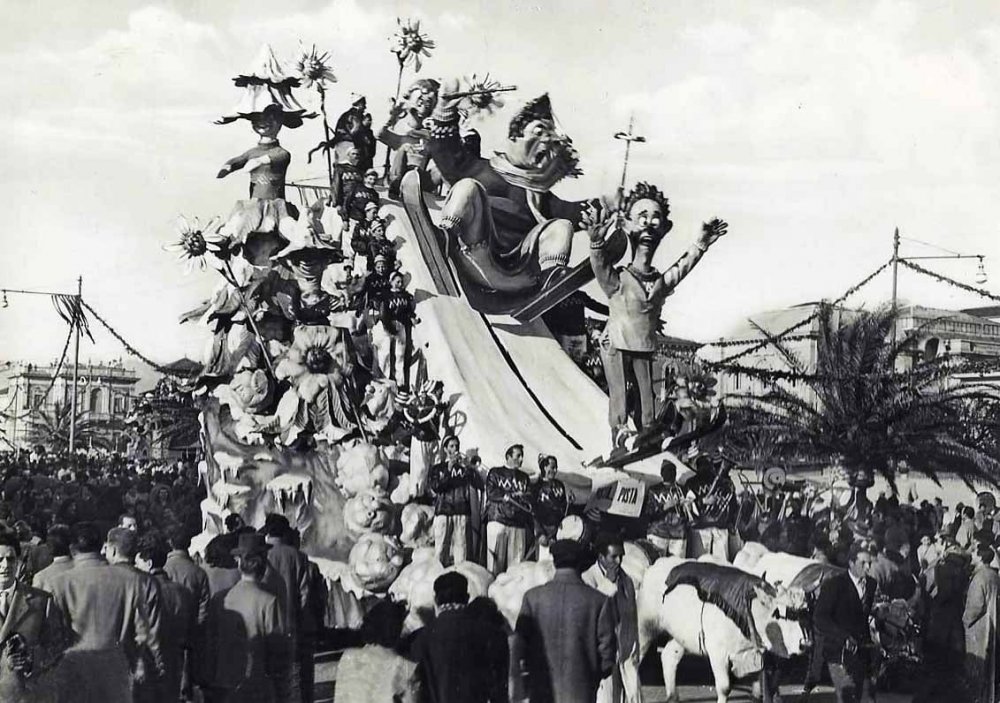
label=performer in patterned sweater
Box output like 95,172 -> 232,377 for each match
427,436 -> 481,566
641,460 -> 690,558
533,455 -> 569,545
485,444 -> 533,575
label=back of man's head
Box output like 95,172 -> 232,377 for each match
47,524 -> 72,558
433,572 -> 469,607
237,553 -> 267,580
107,526 -> 138,562
550,539 -> 584,571
71,522 -> 103,556
167,525 -> 192,551
224,514 -> 245,533
137,540 -> 168,571
978,544 -> 996,565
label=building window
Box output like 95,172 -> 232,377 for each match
89,388 -> 102,413
113,394 -> 126,414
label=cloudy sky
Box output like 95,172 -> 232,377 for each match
3,0 -> 1000,371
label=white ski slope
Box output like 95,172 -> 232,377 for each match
385,189 -> 672,489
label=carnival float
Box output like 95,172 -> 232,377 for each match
170,38 -> 733,627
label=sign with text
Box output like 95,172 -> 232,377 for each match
589,479 -> 646,518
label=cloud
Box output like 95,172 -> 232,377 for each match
616,2 -> 999,176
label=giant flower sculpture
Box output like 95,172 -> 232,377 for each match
165,216 -> 227,273
391,18 -> 435,71
275,325 -> 356,443
459,73 -> 506,119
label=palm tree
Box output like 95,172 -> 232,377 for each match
125,377 -> 201,459
727,303 -> 1000,512
25,401 -> 125,452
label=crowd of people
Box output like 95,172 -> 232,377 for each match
6,432 -> 1000,703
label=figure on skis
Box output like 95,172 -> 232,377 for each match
420,82 -> 626,304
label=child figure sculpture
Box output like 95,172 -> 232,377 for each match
584,182 -> 728,448
215,45 -> 314,265
217,105 -> 299,265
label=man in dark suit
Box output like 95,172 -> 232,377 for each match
516,539 -> 616,703
811,543 -> 875,703
412,572 -> 509,703
0,530 -> 73,703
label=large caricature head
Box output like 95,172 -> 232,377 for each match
502,94 -> 581,190
622,181 -> 673,253
403,78 -> 440,121
251,105 -> 284,140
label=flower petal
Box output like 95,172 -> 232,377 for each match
298,373 -> 328,404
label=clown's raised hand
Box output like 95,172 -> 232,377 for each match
581,197 -> 622,246
698,218 -> 728,249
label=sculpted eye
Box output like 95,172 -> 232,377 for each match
533,125 -> 545,136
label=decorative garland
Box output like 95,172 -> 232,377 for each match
705,259 -> 893,369
79,300 -> 196,379
703,333 -> 815,349
898,259 -> 1000,305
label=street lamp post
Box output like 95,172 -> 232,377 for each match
890,227 -> 987,346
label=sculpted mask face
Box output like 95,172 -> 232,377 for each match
406,86 -> 438,120
252,109 -> 283,140
626,198 -> 672,249
504,119 -> 579,189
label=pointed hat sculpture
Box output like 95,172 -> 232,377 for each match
217,44 -> 316,128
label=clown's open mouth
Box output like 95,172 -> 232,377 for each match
533,146 -> 550,167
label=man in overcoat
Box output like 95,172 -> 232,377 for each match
516,539 -> 615,703
964,544 -> 1000,703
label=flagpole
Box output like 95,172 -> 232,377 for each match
69,276 -> 81,456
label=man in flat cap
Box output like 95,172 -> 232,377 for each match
412,572 -> 508,703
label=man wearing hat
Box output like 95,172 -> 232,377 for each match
373,271 -> 418,386
516,539 -> 616,703
334,94 -> 367,146
346,169 -> 381,223
202,533 -> 293,703
356,254 -> 391,312
412,572 -> 508,703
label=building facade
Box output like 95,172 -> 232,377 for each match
0,360 -> 140,452
705,302 -> 1000,403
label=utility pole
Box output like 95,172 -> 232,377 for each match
69,276 -> 81,455
11,382 -> 19,461
891,227 -> 900,345
614,114 -> 646,193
